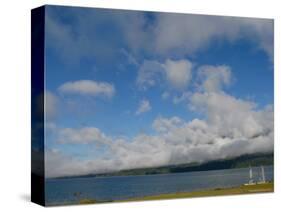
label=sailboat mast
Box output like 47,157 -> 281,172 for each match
249,166 -> 253,179
261,166 -> 265,182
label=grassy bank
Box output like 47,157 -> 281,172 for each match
117,182 -> 274,202
78,182 -> 273,204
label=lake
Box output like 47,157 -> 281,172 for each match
45,165 -> 273,205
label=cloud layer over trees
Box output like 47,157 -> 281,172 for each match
45,65 -> 273,178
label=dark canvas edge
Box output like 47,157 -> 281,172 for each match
31,5 -> 46,206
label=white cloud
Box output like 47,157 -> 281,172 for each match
56,127 -> 111,145
58,80 -> 115,98
45,91 -> 59,120
135,99 -> 151,115
152,14 -> 273,59
136,60 -> 163,90
46,9 -> 273,66
45,64 -> 273,178
197,65 -> 232,93
46,96 -> 273,178
162,59 -> 192,90
46,95 -> 273,178
46,9 -> 150,65
136,59 -> 192,90
45,149 -> 120,178
153,116 -> 184,133
190,92 -> 273,139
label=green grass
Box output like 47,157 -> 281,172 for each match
79,199 -> 98,204
77,182 -> 273,204
119,182 -> 274,202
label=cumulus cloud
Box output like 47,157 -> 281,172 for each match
56,127 -> 111,145
136,60 -> 163,90
163,59 -> 192,90
190,92 -> 273,138
136,99 -> 151,115
136,59 -> 192,90
46,149 -> 121,178
44,63 -> 273,178
153,116 -> 184,133
152,14 -> 273,59
46,90 -> 273,178
46,95 -> 273,178
58,80 -> 115,98
197,65 -> 232,93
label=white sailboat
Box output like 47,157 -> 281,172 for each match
245,165 -> 267,186
258,166 -> 266,184
244,166 -> 255,185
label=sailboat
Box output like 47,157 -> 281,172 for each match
244,165 -> 267,186
244,166 -> 255,185
257,166 -> 266,184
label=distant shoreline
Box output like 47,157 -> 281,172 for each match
48,153 -> 273,180
47,165 -> 274,182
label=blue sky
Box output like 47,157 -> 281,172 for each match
44,5 -> 273,178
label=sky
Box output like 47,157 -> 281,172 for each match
43,5 -> 274,178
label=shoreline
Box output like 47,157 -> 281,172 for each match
79,182 -> 274,204
49,182 -> 274,206
116,182 -> 273,202
47,164 -> 274,181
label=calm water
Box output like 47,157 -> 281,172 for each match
46,166 -> 273,205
